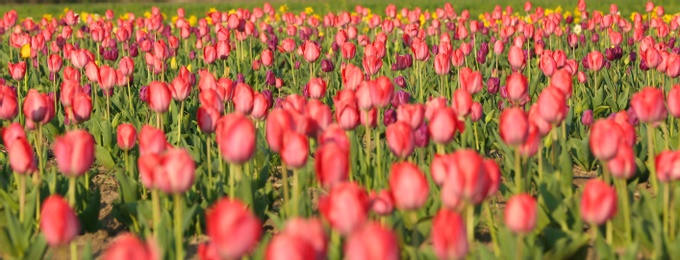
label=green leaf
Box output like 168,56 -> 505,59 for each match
95,145 -> 116,169
24,235 -> 48,260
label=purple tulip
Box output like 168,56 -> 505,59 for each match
581,110 -> 593,126
486,77 -> 499,94
383,108 -> 396,126
414,123 -> 430,148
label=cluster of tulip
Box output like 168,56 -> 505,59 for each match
2,0 -> 680,259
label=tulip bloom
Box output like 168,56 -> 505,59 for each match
508,46 -> 525,71
101,233 -> 157,260
499,108 -> 529,146
8,61 -> 27,80
630,87 -> 667,124
389,162 -> 429,210
302,41 -> 320,62
8,137 -> 35,174
344,223 -> 400,260
206,198 -> 262,259
53,130 -> 95,177
117,124 -> 137,151
281,131 -> 309,169
589,119 -> 622,161
217,113 -> 256,164
386,121 -> 415,158
319,182 -> 369,235
432,208 -> 468,259
148,81 -> 172,113
314,142 -> 349,188
537,86 -> 567,125
580,179 -> 617,225
587,51 -> 604,72
506,73 -> 529,106
459,68 -> 482,94
40,195 -> 80,246
23,89 -> 50,124
504,194 -> 537,234
429,107 -> 461,145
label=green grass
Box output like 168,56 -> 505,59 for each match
4,0 -> 680,20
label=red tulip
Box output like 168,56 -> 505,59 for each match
370,76 -> 394,108
607,144 -> 636,180
199,88 -> 224,115
204,45 -> 217,64
217,113 -> 256,164
148,81 -> 171,113
319,182 -> 369,235
432,208 -> 468,259
85,62 -> 100,83
539,55 -> 557,77
266,109 -> 294,152
71,92 -> 92,123
139,125 -> 167,156
23,89 -> 49,124
250,93 -> 269,120
589,119 -> 622,161
411,38 -> 429,61
170,76 -> 191,102
302,41 -> 320,62
335,99 -> 360,131
518,124 -> 540,157
102,233 -> 158,260
307,78 -> 327,99
119,57 -> 135,77
98,65 -> 117,90
631,87 -> 668,124
344,222 -> 399,260
369,190 -> 394,216
305,100 -> 332,130
265,233 -> 316,260
528,104 -> 552,137
508,46 -> 525,71
116,123 -> 137,151
341,63 -> 363,91
551,69 -> 573,98
154,148 -> 196,194
283,218 -> 327,258
281,131 -> 309,169
389,162 -> 429,210
8,137 -> 35,174
40,195 -> 80,247
342,42 -> 356,60
362,55 -> 382,76
53,130 -> 95,177
63,66 -> 81,82
451,89 -> 472,117
580,179 -> 617,225
396,103 -> 425,129
459,68 -> 482,94
484,159 -> 501,198
506,72 -> 529,106
470,102 -> 483,122
3,122 -> 26,148
434,53 -> 451,75
587,51 -> 604,72
319,124 -> 350,152
441,150 -> 491,206
429,107 -> 461,145
504,193 -> 537,234
8,61 -> 27,80
206,198 -> 262,259
261,49 -> 274,67
499,108 -> 529,146
0,85 -> 19,120
47,54 -> 63,73
537,86 -> 567,125
386,121 -> 415,158
643,48 -> 662,69
656,151 -> 680,182
233,83 -> 254,115
70,49 -> 90,69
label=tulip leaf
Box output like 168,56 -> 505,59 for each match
95,145 -> 116,170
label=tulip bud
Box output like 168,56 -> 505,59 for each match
40,195 -> 80,246
580,179 -> 617,225
504,194 -> 537,234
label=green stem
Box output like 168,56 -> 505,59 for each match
293,168 -> 300,217
515,147 -> 522,193
152,189 -> 161,237
466,203 -> 475,246
517,234 -> 524,260
375,129 -> 383,186
71,242 -> 77,260
69,177 -> 76,206
436,144 -> 445,154
617,178 -> 632,244
19,173 -> 26,223
647,125 -> 658,194
663,182 -> 670,238
364,122 -> 371,184
229,164 -> 236,198
538,141 -> 544,182
174,194 -> 184,260
106,93 -> 110,120
176,101 -> 184,145
484,201 -> 501,257
125,150 -> 130,177
606,219 -> 613,246
207,136 -> 213,199
282,163 -> 289,217
473,123 -> 480,150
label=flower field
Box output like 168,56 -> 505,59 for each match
1,0 -> 680,259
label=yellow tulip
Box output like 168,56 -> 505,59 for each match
20,44 -> 31,59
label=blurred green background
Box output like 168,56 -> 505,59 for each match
2,0 -> 679,19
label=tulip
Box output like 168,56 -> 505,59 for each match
607,144 -> 636,180
459,68 -> 482,94
508,46 -> 525,71
282,218 -> 328,259
396,103 -> 425,129
315,142 -> 349,189
581,110 -> 594,126
266,109 -> 294,152
499,107 -> 529,146
148,81 -> 171,114
587,51 -> 604,72
71,92 -> 92,123
265,233 -> 316,260
580,179 -> 617,225
389,162 -> 429,210
451,88 -> 472,117
98,65 -> 117,90
344,222 -> 399,260
8,61 -> 27,80
504,194 -> 537,234
434,52 -> 451,75
0,85 -> 19,120
233,83 -> 254,115
589,119 -> 622,161
3,122 -> 26,149
429,107 -> 461,146
631,87 -> 667,124
371,76 -> 394,108
47,54 -> 63,73
170,76 -> 191,102
506,73 -> 529,106
101,233 -> 157,260
537,86 -> 567,125
369,190 -> 394,216
441,150 -> 491,206
117,123 -> 137,153
40,195 -> 80,246
341,63 -> 363,90
206,198 -> 262,259
217,113 -> 256,165
139,125 -> 167,156
307,78 -> 327,99
281,131 -> 309,169
302,41 -> 320,62
23,89 -> 49,123
53,130 -> 95,178
8,136 -> 35,174
319,182 -> 369,235
342,42 -> 356,60
204,45 -> 217,64
386,121 -> 415,158
432,208 -> 468,260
